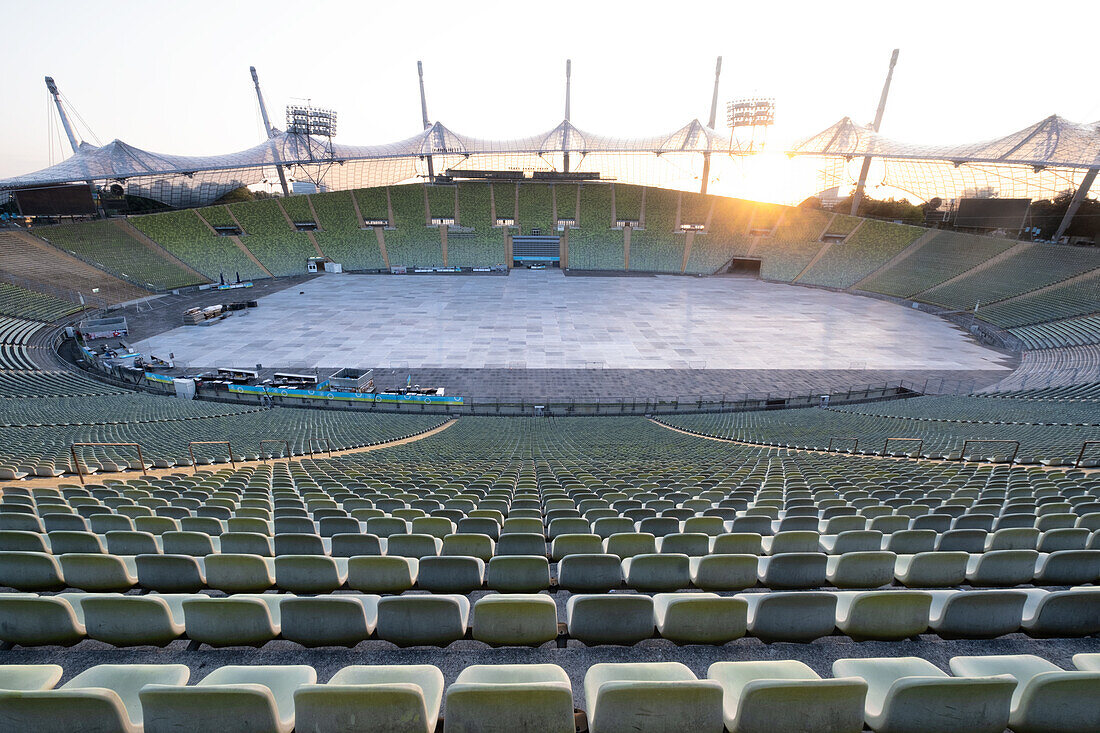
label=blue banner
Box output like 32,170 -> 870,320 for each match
144,372 -> 175,384
227,383 -> 463,405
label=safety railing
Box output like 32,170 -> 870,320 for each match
69,442 -> 147,485
881,437 -> 924,457
827,437 -> 859,453
259,439 -> 291,462
959,439 -> 1019,464
307,438 -> 332,458
188,441 -> 236,473
1076,441 -> 1100,469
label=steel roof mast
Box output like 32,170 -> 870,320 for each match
44,76 -> 81,154
850,49 -> 899,216
700,56 -> 722,194
418,61 -> 436,183
250,66 -> 291,198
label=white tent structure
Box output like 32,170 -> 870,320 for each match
789,115 -> 1100,236
0,119 -> 737,208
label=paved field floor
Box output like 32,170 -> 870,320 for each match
135,270 -> 1013,375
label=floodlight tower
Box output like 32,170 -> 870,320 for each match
418,61 -> 436,182
563,59 -> 573,174
250,66 -> 291,198
44,76 -> 81,154
700,56 -> 722,194
850,49 -> 899,216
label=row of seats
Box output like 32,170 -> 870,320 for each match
3,544 -> 1099,595
3,587 -> 1098,649
4,655 -> 1099,732
7,516 -> 1100,554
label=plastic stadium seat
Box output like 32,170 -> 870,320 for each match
550,533 -> 603,560
834,591 -> 931,641
1033,550 -> 1100,585
711,533 -> 764,555
1037,528 -> 1089,552
557,554 -> 622,592
656,532 -> 710,556
220,532 -> 274,557
346,556 -> 418,593
0,551 -> 65,590
894,552 -> 968,587
495,532 -> 546,556
387,533 -> 442,558
622,553 -> 690,591
1074,654 -> 1100,671
707,660 -> 867,733
688,554 -> 757,590
105,530 -> 161,556
757,553 -> 827,588
48,531 -> 106,554
653,592 -> 747,644
486,555 -> 550,592
950,654 -> 1100,733
444,663 -> 574,733
0,531 -> 49,553
761,531 -> 820,555
965,550 -> 1038,587
0,664 -> 189,733
471,594 -> 558,646
375,594 -> 469,647
820,530 -> 883,554
985,528 -> 1040,551
1021,588 -> 1100,637
274,555 -> 348,593
832,656 -> 1014,733
441,533 -> 494,561
161,531 -> 217,557
566,594 -> 654,645
135,554 -> 206,593
279,595 -> 378,647
182,595 -> 286,647
0,593 -> 87,646
203,554 -> 276,593
883,530 -> 937,554
584,662 -> 724,733
329,533 -> 383,558
80,593 -> 190,646
932,529 -> 985,553
927,589 -> 1027,639
58,553 -> 138,591
417,556 -> 485,592
142,665 -> 316,733
293,665 -> 444,733
738,591 -> 837,642
0,665 -> 63,691
826,551 -> 896,588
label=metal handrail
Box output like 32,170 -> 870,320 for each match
827,437 -> 859,452
307,438 -> 332,457
259,439 -> 291,462
1075,441 -> 1100,469
881,437 -> 924,457
960,439 -> 1020,464
69,442 -> 147,485
187,441 -> 236,473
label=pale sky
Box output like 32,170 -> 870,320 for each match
2,0 -> 1098,200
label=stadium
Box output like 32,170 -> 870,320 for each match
1,4 -> 1100,730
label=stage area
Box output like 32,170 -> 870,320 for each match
134,270 -> 1012,374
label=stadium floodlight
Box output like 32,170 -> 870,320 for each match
726,97 -> 775,155
726,98 -> 776,129
286,105 -> 338,137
